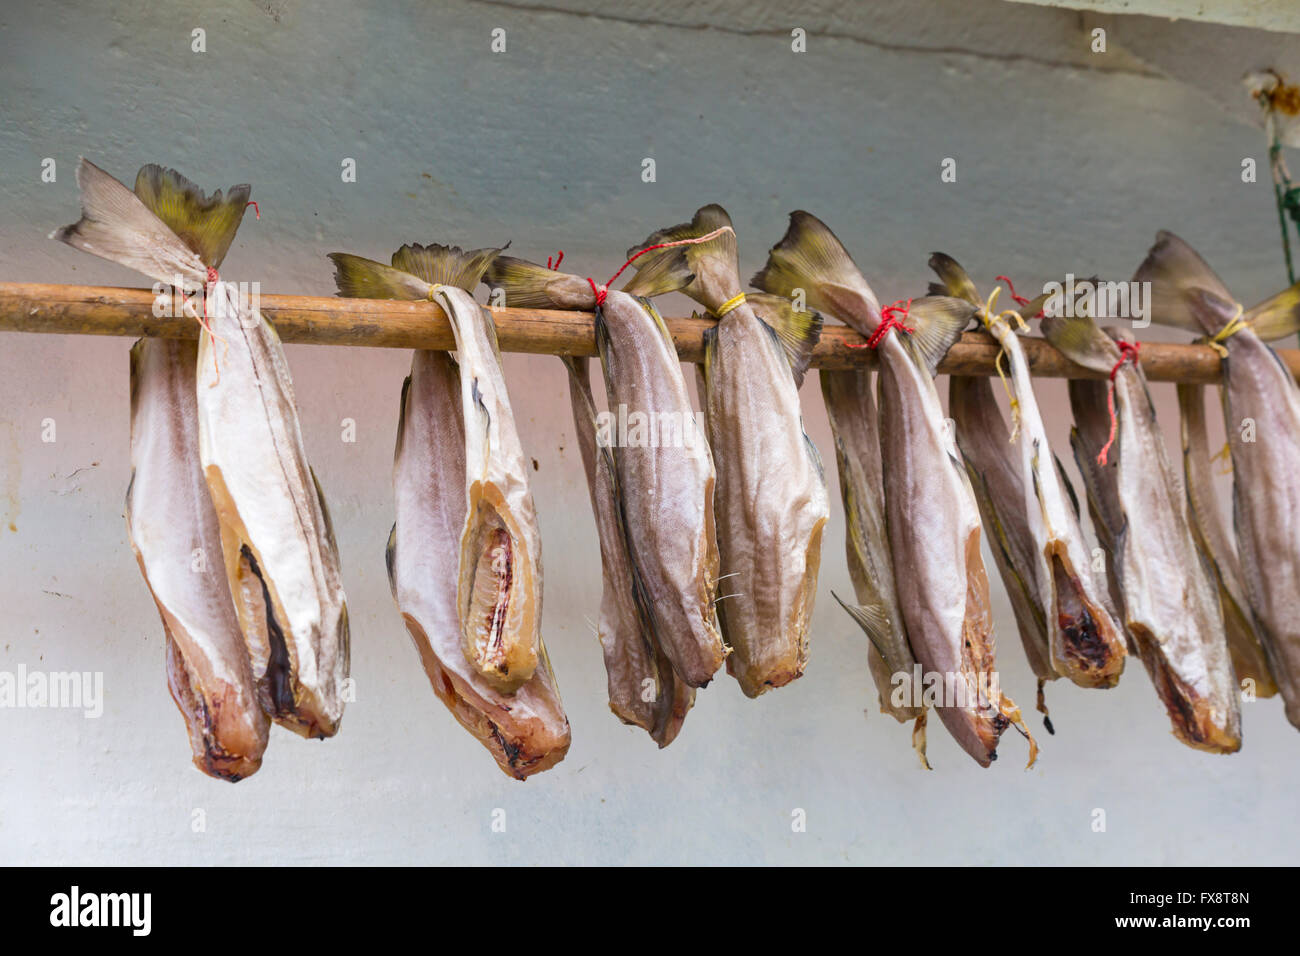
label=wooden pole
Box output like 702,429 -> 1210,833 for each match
0,281 -> 1292,384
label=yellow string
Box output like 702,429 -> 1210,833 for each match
1206,303 -> 1247,358
714,292 -> 747,317
979,287 -> 1028,443
427,283 -> 444,301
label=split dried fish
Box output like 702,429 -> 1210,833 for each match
1135,230 -> 1300,724
127,336 -> 269,781
754,211 -> 1035,767
934,255 -> 1126,705
623,205 -> 828,697
384,348 -> 570,778
1043,300 -> 1241,752
820,368 -> 927,757
486,255 -> 717,730
331,245 -> 542,692
55,159 -> 350,739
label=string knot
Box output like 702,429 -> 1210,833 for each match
846,298 -> 913,350
586,277 -> 608,308
1206,303 -> 1247,357
1097,340 -> 1141,466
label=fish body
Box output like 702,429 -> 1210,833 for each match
331,246 -> 542,693
625,206 -> 828,697
55,159 -> 350,739
1134,230 -> 1300,724
127,336 -> 269,780
1045,305 -> 1240,752
388,351 -> 570,777
753,213 -> 1033,766
933,255 -> 1125,692
820,368 -> 921,723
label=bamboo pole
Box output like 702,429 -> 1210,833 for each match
1,281 -> 1293,384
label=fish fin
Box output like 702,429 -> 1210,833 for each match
51,158 -> 204,284
328,252 -> 433,300
384,522 -> 398,602
391,242 -> 506,293
832,591 -> 891,661
701,323 -> 720,383
1055,452 -> 1081,520
904,296 -> 976,376
927,252 -> 982,306
750,210 -> 873,320
1245,281 -> 1300,342
484,255 -> 596,310
746,292 -> 823,385
1131,231 -> 1233,334
132,164 -> 251,269
1041,310 -> 1118,375
622,204 -> 735,299
926,282 -> 949,297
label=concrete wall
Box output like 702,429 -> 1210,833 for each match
1,0 -> 1297,864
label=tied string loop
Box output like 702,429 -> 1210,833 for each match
846,298 -> 914,350
713,292 -> 747,318
584,225 -> 736,310
1205,303 -> 1248,358
979,287 -> 1028,442
995,274 -> 1045,318
1097,340 -> 1141,466
547,250 -> 564,271
193,203 -> 260,384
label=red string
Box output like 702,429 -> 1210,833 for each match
996,275 -> 1043,318
246,200 -> 260,219
547,250 -> 564,271
846,298 -> 914,350
584,225 -> 734,309
1096,340 -> 1140,466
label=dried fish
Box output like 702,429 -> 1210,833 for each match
623,205 -> 828,697
820,368 -> 925,749
486,255 -> 718,721
754,212 -> 1035,767
55,159 -> 350,739
1043,300 -> 1241,752
127,336 -> 269,780
331,245 -> 542,692
384,348 -> 569,778
934,256 -> 1126,703
1176,382 -> 1277,698
1135,231 -> 1300,724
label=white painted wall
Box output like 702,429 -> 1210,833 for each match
1,0 -> 1297,865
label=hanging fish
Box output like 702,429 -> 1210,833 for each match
330,245 -> 543,693
820,367 -> 927,763
622,205 -> 828,698
563,353 -> 695,745
1042,296 -> 1241,752
753,211 -> 1035,767
54,159 -> 350,739
1134,231 -> 1300,725
933,255 -> 1126,710
1175,382 -> 1277,698
127,336 -> 269,781
485,256 -> 724,691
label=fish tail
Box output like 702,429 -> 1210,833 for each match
328,252 -> 434,300
1245,281 -> 1300,341
1131,230 -> 1234,334
926,253 -> 982,305
902,297 -> 977,376
622,204 -> 737,299
745,292 -> 823,383
751,210 -> 870,319
391,242 -> 506,292
133,163 -> 252,269
484,255 -> 595,310
1040,310 -> 1120,375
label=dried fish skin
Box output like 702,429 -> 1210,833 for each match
331,247 -> 542,692
754,212 -> 1034,767
566,355 -> 694,745
1047,310 -> 1240,753
820,368 -> 921,723
389,351 -> 570,778
1135,231 -> 1300,723
53,159 -> 350,740
128,337 -> 269,781
1177,383 -> 1277,698
625,206 -> 829,697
